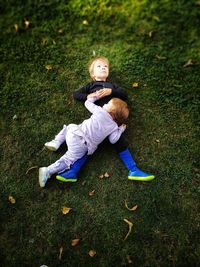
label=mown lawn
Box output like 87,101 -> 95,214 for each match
0,0 -> 200,266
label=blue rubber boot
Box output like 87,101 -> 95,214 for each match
56,154 -> 88,182
119,149 -> 155,181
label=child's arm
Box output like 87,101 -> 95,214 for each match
108,124 -> 126,144
73,83 -> 91,102
84,97 -> 102,114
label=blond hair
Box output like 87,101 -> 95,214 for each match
108,98 -> 129,126
88,56 -> 109,80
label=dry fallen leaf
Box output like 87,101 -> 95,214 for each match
89,250 -> 96,257
62,207 -> 72,215
89,190 -> 95,196
83,20 -> 89,25
132,82 -> 139,88
148,31 -> 154,38
127,255 -> 133,264
14,24 -> 19,32
125,200 -> 138,211
58,246 -> 63,260
26,166 -> 38,174
45,64 -> 53,71
71,239 -> 80,247
13,114 -> 18,120
98,172 -> 110,179
123,219 -> 133,240
24,18 -> 30,29
183,59 -> 194,68
58,29 -> 64,34
9,195 -> 16,204
156,55 -> 167,60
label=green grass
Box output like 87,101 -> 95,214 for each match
0,0 -> 200,266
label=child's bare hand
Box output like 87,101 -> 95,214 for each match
87,88 -> 112,99
87,92 -> 99,99
122,124 -> 127,130
97,88 -> 112,98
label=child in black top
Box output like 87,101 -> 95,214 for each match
56,56 -> 155,183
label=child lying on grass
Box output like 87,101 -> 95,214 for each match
39,97 -> 129,187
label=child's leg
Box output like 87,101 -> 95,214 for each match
45,125 -> 67,151
56,127 -> 89,182
114,136 -> 155,181
53,129 -> 88,183
39,154 -> 72,188
56,154 -> 89,182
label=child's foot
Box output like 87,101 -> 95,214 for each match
128,167 -> 155,181
39,167 -> 50,187
45,140 -> 60,151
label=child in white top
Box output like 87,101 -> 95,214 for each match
39,97 -> 129,187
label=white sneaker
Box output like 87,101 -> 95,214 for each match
44,140 -> 60,151
39,167 -> 50,188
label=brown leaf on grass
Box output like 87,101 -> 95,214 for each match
8,196 -> 16,204
89,190 -> 95,196
156,55 -> 167,60
123,219 -> 133,240
58,29 -> 64,34
148,31 -> 154,38
45,64 -> 53,71
58,246 -> 63,260
183,59 -> 194,68
132,82 -> 139,88
83,20 -> 89,25
62,207 -> 72,215
14,24 -> 19,32
98,172 -> 110,179
71,239 -> 80,247
125,200 -> 138,212
26,166 -> 38,175
24,18 -> 30,29
88,250 -> 96,257
127,255 -> 133,264
13,114 -> 18,120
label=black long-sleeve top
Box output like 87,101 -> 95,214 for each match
73,81 -> 128,107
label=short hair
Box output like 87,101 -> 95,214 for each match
108,98 -> 129,126
88,56 -> 109,80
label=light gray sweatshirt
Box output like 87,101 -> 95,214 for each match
75,97 -> 126,155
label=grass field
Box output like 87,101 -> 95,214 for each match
0,0 -> 200,266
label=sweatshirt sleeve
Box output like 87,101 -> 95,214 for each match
112,83 -> 128,101
84,97 -> 102,114
73,83 -> 91,102
108,125 -> 126,144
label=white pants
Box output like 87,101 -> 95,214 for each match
47,125 -> 88,175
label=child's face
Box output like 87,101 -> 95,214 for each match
92,59 -> 109,81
